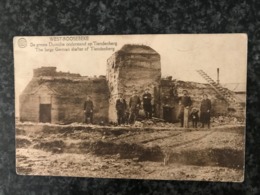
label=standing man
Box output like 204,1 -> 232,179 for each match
179,90 -> 192,127
116,94 -> 127,125
128,90 -> 141,124
200,94 -> 211,128
142,89 -> 153,119
83,96 -> 94,124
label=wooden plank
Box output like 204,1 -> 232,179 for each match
183,107 -> 189,128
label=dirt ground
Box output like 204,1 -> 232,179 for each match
16,122 -> 245,182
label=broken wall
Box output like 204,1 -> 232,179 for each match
33,66 -> 81,77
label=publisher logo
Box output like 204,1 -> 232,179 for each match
18,38 -> 27,48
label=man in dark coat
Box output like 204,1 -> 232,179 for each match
128,90 -> 141,124
200,94 -> 211,128
116,94 -> 127,125
83,96 -> 94,124
178,90 -> 192,127
142,89 -> 153,119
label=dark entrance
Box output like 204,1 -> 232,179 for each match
39,104 -> 51,123
163,106 -> 173,123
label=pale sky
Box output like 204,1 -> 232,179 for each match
14,34 -> 247,116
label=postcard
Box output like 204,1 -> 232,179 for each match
14,34 -> 247,181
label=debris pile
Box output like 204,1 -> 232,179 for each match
133,118 -> 177,128
211,116 -> 245,126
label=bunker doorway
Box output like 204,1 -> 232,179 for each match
163,106 -> 173,123
39,104 -> 51,123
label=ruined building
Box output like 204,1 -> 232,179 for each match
19,44 -> 244,124
20,67 -> 109,124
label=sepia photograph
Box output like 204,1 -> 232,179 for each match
14,34 -> 247,182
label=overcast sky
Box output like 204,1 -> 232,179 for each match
14,34 -> 247,116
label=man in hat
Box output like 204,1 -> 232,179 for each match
179,90 -> 192,127
83,96 -> 94,124
128,90 -> 141,124
200,94 -> 211,128
142,88 -> 153,119
115,93 -> 127,125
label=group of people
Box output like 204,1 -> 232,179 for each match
115,89 -> 153,125
179,90 -> 212,128
83,89 -> 212,128
83,89 -> 153,125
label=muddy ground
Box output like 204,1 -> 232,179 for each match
16,122 -> 245,182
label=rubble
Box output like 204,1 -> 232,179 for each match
131,115 -> 244,129
211,116 -> 245,126
132,118 -> 177,128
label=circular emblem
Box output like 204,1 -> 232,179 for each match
18,38 -> 27,48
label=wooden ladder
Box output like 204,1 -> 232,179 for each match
196,70 -> 243,114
